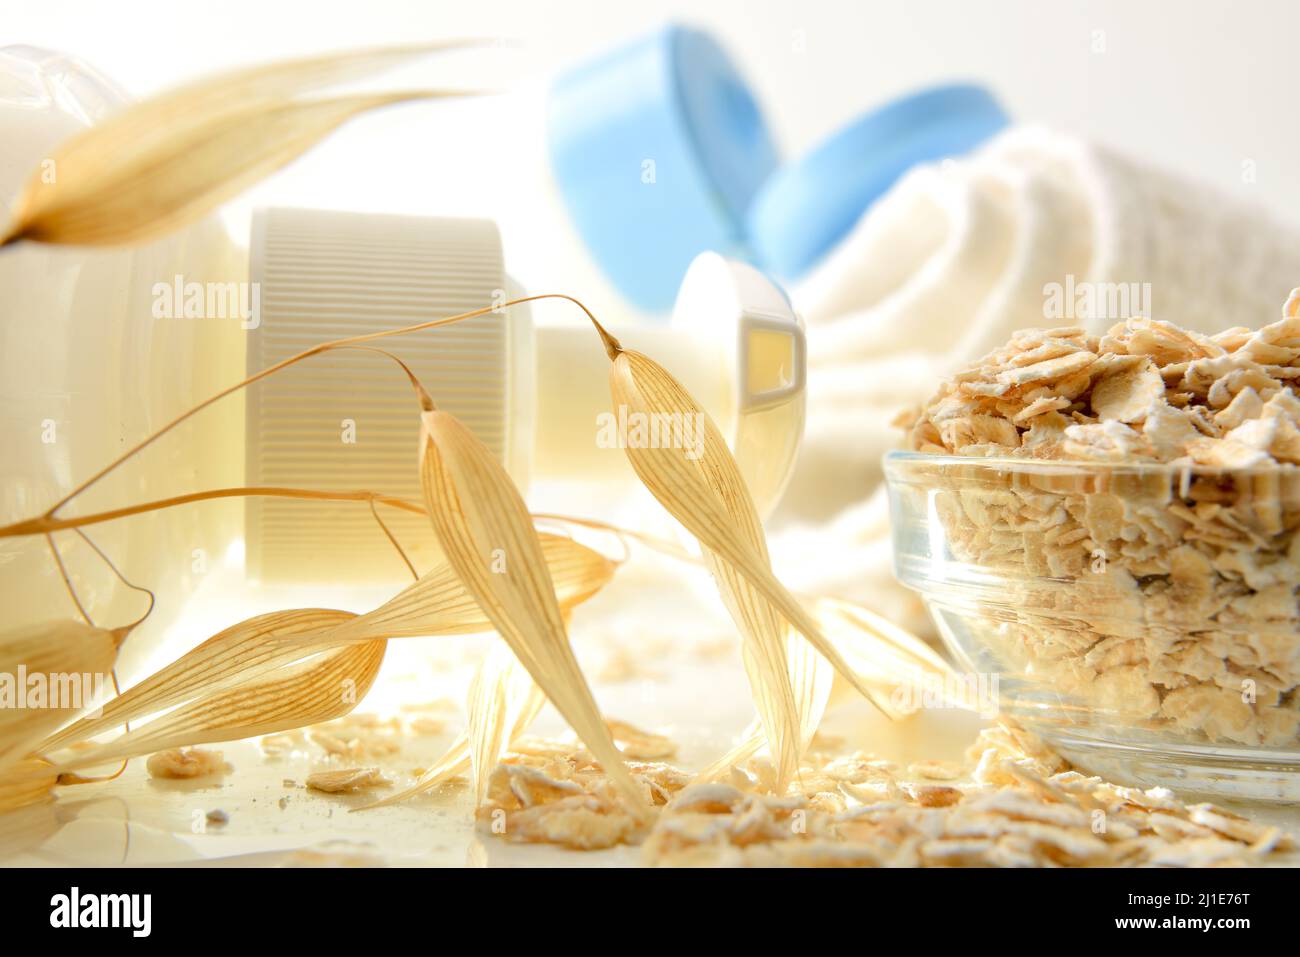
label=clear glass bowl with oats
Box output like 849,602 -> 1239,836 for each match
885,295 -> 1300,803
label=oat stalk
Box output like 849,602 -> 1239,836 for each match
594,336 -> 889,790
1,41 -> 489,248
418,403 -> 646,811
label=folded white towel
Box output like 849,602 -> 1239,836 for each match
773,126 -> 1300,630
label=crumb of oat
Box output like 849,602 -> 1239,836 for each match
306,768 -> 391,794
809,731 -> 845,751
281,843 -> 385,867
259,732 -> 302,756
606,717 -> 678,760
693,637 -> 736,661
907,759 -> 965,781
205,809 -> 229,826
308,730 -> 351,756
406,717 -> 446,736
597,646 -> 664,683
145,748 -> 230,780
307,725 -> 399,761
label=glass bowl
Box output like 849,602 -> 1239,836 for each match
884,450 -> 1300,803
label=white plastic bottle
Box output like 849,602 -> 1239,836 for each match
0,47 -> 806,674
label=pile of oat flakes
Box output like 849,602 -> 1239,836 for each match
475,721 -> 1291,866
897,293 -> 1300,747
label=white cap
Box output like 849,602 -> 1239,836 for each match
245,207 -> 531,582
670,253 -> 807,511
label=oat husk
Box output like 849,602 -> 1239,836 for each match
53,620 -> 386,773
360,645 -> 544,810
418,406 -> 645,811
601,335 -> 912,785
1,43 -> 482,247
0,621 -> 120,772
466,644 -> 544,803
604,346 -> 803,790
0,758 -> 59,813
290,533 -> 616,647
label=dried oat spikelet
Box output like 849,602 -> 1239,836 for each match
418,403 -> 645,811
0,621 -> 120,772
467,645 -> 543,804
468,647 -> 511,804
599,334 -> 886,787
383,628 -> 550,817
1,42 -> 482,247
361,617 -> 545,813
696,631 -> 835,784
360,731 -> 471,812
43,609 -> 356,752
594,333 -> 803,789
293,533 -> 617,647
694,598 -> 958,783
0,758 -> 59,813
50,611 -> 386,772
812,598 -> 974,718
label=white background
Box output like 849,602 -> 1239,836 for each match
8,0 -> 1300,320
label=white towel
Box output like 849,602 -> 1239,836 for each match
772,126 -> 1300,633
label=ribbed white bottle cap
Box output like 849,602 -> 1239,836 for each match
245,207 -> 527,582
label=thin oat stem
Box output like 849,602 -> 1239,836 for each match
338,344 -> 435,411
369,497 -> 419,581
17,498 -> 685,586
73,527 -> 156,633
1,486 -> 658,573
57,762 -> 130,786
71,528 -> 144,755
41,529 -> 136,781
336,345 -> 427,581
0,487 -> 426,537
531,513 -> 697,565
45,533 -> 93,626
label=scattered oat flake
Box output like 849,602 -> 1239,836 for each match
406,716 -> 446,736
146,748 -> 229,780
282,843 -> 386,867
597,646 -> 662,682
471,725 -> 1293,868
907,760 -> 964,781
306,768 -> 391,793
309,730 -> 351,755
259,733 -> 299,756
606,717 -> 678,760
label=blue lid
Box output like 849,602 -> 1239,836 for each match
747,83 -> 1009,279
548,25 -> 778,312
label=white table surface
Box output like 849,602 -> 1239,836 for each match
3,551 -> 1296,868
